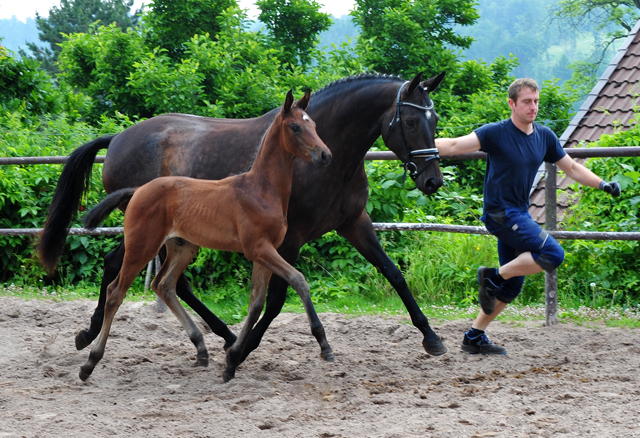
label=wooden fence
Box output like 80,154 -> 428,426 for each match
2,147 -> 640,323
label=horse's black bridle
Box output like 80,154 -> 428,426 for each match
387,81 -> 440,190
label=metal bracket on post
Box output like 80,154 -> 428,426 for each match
544,162 -> 558,326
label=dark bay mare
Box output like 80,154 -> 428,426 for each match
78,91 -> 332,382
38,72 -> 448,365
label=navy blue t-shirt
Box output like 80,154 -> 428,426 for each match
474,119 -> 566,214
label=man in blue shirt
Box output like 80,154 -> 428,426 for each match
435,78 -> 621,355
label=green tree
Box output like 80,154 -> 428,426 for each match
58,23 -> 146,119
27,0 -> 139,74
351,0 -> 479,78
142,0 -> 236,60
0,45 -> 61,116
256,0 -> 332,68
551,0 -> 640,89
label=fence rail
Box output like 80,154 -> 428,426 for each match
2,146 -> 640,166
4,224 -> 640,240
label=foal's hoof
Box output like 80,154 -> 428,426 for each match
79,365 -> 93,381
321,351 -> 335,362
423,337 -> 448,356
75,330 -> 92,351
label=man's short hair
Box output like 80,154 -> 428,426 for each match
508,78 -> 539,102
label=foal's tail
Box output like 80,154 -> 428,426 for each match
37,135 -> 116,273
83,188 -> 136,230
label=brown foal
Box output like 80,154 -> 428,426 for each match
80,90 -> 333,382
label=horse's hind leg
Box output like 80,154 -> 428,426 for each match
239,274 -> 288,363
175,271 -> 237,351
76,239 -> 125,350
152,239 -> 208,367
223,262 -> 272,382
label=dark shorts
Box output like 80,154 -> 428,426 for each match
482,209 -> 564,303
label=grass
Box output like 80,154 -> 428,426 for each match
3,228 -> 639,328
2,281 -> 639,328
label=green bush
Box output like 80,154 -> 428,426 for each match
0,112 -> 133,284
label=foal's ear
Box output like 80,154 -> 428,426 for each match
282,89 -> 294,114
421,71 -> 446,93
406,72 -> 424,97
295,89 -> 311,111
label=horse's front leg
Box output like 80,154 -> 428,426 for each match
223,262 -> 272,382
337,210 -> 447,356
75,239 -> 125,351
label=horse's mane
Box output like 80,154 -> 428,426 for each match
311,73 -> 404,105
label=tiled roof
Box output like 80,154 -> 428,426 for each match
529,19 -> 640,224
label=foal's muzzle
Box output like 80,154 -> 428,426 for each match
310,146 -> 332,168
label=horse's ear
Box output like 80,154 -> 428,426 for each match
282,89 -> 294,114
406,72 -> 424,97
296,89 -> 311,111
421,71 -> 446,93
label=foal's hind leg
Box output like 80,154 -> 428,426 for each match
76,239 -> 125,350
152,239 -> 208,367
223,262 -> 272,382
79,257 -> 146,380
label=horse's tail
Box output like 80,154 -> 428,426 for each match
83,188 -> 136,230
37,135 -> 116,273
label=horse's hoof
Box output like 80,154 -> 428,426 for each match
79,366 -> 92,381
223,340 -> 235,354
196,356 -> 209,367
75,330 -> 91,351
321,351 -> 335,362
423,337 -> 448,356
222,370 -> 235,383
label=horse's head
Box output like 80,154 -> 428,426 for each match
280,89 -> 332,168
382,72 -> 446,195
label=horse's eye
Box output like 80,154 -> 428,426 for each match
290,124 -> 301,134
405,119 -> 416,128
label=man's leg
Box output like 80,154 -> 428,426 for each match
464,238 -> 523,355
499,251 -> 543,278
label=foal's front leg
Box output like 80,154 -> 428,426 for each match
255,245 -> 334,362
223,262 -> 272,382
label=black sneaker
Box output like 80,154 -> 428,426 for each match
477,266 -> 499,315
461,332 -> 507,355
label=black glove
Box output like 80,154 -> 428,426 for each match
599,180 -> 621,197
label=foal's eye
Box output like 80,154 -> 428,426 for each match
290,124 -> 302,134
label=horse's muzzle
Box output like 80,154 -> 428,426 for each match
417,174 -> 443,195
310,146 -> 332,168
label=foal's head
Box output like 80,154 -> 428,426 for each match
279,90 -> 332,168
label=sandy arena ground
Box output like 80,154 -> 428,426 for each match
0,296 -> 639,437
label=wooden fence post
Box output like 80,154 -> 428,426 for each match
544,162 -> 558,326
